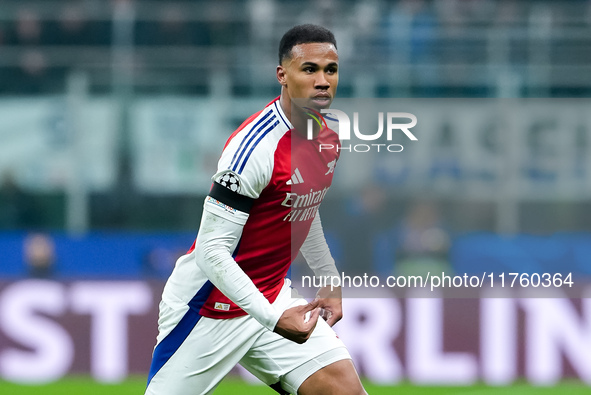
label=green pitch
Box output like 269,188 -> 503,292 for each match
0,377 -> 589,394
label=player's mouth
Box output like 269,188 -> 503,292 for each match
310,93 -> 332,107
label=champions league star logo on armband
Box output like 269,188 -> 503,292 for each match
218,172 -> 241,193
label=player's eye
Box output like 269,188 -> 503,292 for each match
303,66 -> 315,73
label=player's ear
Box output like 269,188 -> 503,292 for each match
277,65 -> 287,87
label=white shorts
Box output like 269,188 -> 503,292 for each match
145,280 -> 351,395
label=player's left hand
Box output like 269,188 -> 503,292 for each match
315,285 -> 342,327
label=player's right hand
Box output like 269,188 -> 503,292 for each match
273,300 -> 321,344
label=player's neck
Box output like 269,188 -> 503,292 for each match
279,92 -> 322,138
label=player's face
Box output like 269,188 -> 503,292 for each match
278,42 -> 339,110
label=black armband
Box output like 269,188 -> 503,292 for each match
209,182 -> 255,213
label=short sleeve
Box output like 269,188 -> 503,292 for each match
212,109 -> 285,199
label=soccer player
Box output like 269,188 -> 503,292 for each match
145,24 -> 366,395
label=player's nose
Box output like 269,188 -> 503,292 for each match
315,72 -> 330,89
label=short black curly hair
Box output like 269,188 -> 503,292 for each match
278,24 -> 337,65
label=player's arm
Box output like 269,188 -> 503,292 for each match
299,213 -> 343,326
194,181 -> 319,343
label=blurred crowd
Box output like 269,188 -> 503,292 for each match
0,0 -> 250,94
0,3 -> 105,93
0,0 -> 590,95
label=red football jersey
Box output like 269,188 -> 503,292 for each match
199,97 -> 340,319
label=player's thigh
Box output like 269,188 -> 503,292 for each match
146,314 -> 262,395
240,315 -> 352,394
297,359 -> 366,395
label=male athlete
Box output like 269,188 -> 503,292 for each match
146,24 -> 366,395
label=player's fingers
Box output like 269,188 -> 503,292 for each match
304,307 -> 321,331
301,299 -> 320,313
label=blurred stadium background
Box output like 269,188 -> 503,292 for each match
1,0 -> 591,393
